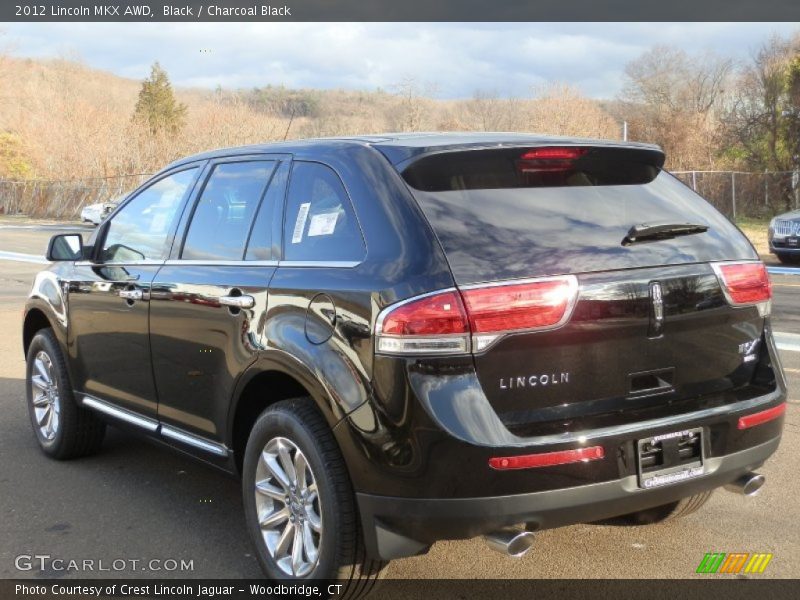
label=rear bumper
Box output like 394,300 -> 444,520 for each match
357,436 -> 780,560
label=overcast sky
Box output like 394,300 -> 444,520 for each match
3,22 -> 799,98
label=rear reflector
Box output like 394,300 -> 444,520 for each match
737,403 -> 786,430
489,446 -> 605,470
712,262 -> 772,316
462,276 -> 578,351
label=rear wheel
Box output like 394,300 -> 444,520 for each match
242,398 -> 385,596
608,491 -> 714,525
25,328 -> 106,459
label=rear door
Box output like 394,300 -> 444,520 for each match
401,146 -> 768,433
149,156 -> 288,447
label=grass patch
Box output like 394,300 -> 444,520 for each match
735,217 -> 770,256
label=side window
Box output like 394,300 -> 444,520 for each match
245,161 -> 290,261
101,168 -> 197,263
182,161 -> 275,261
283,162 -> 366,262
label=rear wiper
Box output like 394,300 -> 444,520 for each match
622,222 -> 709,246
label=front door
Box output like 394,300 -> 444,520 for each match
149,158 -> 288,444
67,167 -> 200,417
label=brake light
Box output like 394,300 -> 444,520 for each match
376,290 -> 470,355
737,403 -> 786,430
519,147 -> 587,160
712,262 -> 772,316
375,276 -> 578,355
489,446 -> 605,470
461,276 -> 578,351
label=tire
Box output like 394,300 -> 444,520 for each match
607,491 -> 714,525
25,328 -> 106,459
242,398 -> 386,596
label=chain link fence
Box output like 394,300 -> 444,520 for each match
672,170 -> 799,220
0,174 -> 151,220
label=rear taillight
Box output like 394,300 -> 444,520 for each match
461,276 -> 578,351
375,276 -> 579,355
375,290 -> 470,355
712,261 -> 772,317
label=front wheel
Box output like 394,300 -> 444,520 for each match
25,328 -> 106,459
242,399 -> 385,595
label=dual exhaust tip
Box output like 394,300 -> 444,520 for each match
483,528 -> 536,558
724,471 -> 765,497
482,472 -> 765,557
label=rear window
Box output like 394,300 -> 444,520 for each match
402,148 -> 756,284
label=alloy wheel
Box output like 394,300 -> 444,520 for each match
254,436 -> 322,577
30,351 -> 60,441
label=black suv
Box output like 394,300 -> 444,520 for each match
24,133 -> 786,588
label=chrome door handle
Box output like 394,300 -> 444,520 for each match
119,289 -> 144,301
219,294 -> 255,309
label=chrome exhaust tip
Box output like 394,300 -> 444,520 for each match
483,528 -> 536,558
724,472 -> 765,497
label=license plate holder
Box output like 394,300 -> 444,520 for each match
636,427 -> 704,489
787,236 -> 799,247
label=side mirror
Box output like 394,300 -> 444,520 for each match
46,234 -> 85,262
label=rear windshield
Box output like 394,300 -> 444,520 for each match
402,148 -> 756,284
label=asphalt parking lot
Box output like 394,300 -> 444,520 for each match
0,217 -> 798,580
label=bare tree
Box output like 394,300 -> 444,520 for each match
391,77 -> 438,131
617,46 -> 733,169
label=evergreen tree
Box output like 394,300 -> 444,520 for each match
133,62 -> 187,135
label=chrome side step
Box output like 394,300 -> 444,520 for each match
160,425 -> 228,457
79,394 -> 229,458
80,395 -> 159,432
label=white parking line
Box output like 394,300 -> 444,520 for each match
0,251 -> 48,264
768,266 -> 800,275
775,332 -> 800,353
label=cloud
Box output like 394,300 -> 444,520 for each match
4,22 -> 798,98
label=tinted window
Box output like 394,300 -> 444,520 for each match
405,150 -> 754,284
182,161 -> 275,260
101,168 -> 196,263
245,161 -> 290,261
283,162 -> 365,262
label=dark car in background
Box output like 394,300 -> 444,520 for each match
22,133 -> 786,593
769,210 -> 800,263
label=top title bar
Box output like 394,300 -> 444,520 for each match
3,1 -> 800,22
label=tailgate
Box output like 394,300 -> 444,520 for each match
401,145 -> 769,431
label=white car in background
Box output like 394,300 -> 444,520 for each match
80,197 -> 122,225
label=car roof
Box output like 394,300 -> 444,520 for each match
166,132 -> 664,170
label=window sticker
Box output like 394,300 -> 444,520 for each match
308,211 -> 339,237
291,202 -> 311,244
